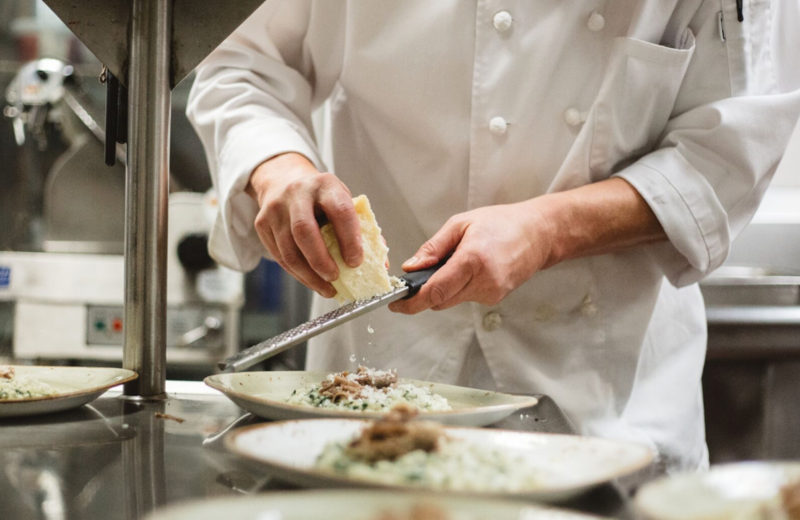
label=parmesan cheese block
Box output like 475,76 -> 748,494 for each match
321,195 -> 400,303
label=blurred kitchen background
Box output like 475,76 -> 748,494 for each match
0,0 -> 311,379
1,1 -> 799,465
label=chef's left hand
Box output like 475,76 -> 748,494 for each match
389,201 -> 554,314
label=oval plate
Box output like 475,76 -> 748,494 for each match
205,371 -> 538,427
225,418 -> 654,503
636,462 -> 800,520
145,489 -> 609,520
0,366 -> 137,418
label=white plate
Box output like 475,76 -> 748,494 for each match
205,371 -> 538,427
636,462 -> 800,520
0,366 -> 137,418
225,418 -> 654,503
145,489 -> 608,520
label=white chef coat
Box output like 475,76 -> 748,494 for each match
188,0 -> 800,472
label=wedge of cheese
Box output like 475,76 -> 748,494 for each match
321,195 -> 399,303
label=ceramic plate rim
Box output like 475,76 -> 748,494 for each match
224,418 -> 655,497
0,366 -> 138,405
204,371 -> 538,418
634,461 -> 800,520
144,488 -> 611,520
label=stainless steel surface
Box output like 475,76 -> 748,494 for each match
706,306 -> 800,325
122,400 -> 167,519
704,361 -> 800,463
171,0 -> 266,86
699,223 -> 800,463
43,0 -> 266,88
123,0 -> 172,397
0,382 -> 643,520
219,287 -> 410,373
41,0 -> 129,82
702,266 -> 800,307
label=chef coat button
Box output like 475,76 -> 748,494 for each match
564,108 -> 586,127
587,11 -> 605,32
493,11 -> 513,32
489,116 -> 508,135
482,311 -> 503,332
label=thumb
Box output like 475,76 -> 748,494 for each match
403,218 -> 465,271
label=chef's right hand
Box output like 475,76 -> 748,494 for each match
245,152 -> 363,298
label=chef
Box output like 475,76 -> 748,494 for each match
188,0 -> 800,472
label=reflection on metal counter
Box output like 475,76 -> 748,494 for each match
0,382 -> 641,520
0,192 -> 243,368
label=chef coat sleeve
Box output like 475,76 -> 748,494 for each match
186,1 -> 323,272
614,1 -> 800,288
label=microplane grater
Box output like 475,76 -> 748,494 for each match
218,258 -> 448,373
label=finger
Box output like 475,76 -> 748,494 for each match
403,218 -> 466,272
288,196 -> 339,283
431,282 -> 479,311
318,178 -> 363,268
255,214 -> 281,261
256,211 -> 300,285
389,253 -> 473,315
255,222 -> 300,283
274,228 -> 336,298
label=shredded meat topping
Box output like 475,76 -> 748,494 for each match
346,403 -> 445,463
782,481 -> 800,520
352,365 -> 398,388
318,366 -> 399,403
320,374 -> 364,403
0,366 -> 15,380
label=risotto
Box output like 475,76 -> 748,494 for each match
285,366 -> 452,413
315,405 -> 540,492
0,366 -> 57,400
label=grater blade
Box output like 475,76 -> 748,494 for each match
218,285 -> 410,373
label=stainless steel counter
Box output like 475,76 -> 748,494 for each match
0,381 -> 650,520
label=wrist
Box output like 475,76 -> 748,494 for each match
523,195 -> 564,270
246,152 -> 317,203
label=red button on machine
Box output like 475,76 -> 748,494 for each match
111,318 -> 123,332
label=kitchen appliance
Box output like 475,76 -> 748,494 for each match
0,193 -> 244,367
1,55 -> 243,369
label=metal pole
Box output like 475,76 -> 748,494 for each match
123,0 -> 172,398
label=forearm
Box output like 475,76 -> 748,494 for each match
535,177 -> 666,268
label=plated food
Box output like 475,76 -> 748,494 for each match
0,365 -> 57,399
205,370 -> 537,427
225,414 -> 654,502
316,405 -> 540,492
285,366 -> 452,412
143,489 -> 608,520
636,462 -> 800,520
0,365 -> 137,418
